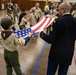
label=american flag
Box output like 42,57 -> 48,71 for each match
13,18 -> 55,38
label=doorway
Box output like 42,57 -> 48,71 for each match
0,0 -> 9,10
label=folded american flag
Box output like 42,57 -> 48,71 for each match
13,18 -> 55,38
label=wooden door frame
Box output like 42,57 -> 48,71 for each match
0,0 -> 9,10
0,0 -> 1,10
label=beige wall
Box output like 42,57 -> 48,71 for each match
31,0 -> 61,2
64,0 -> 76,2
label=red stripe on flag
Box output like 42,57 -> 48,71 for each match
31,18 -> 43,28
44,18 -> 52,29
33,18 -> 47,32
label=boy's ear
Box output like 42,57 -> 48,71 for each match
9,25 -> 12,30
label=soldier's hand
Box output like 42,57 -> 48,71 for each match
40,31 -> 44,38
28,32 -> 32,37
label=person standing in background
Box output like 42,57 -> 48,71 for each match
71,2 -> 76,18
20,14 -> 28,30
12,3 -> 19,23
44,3 -> 50,15
6,0 -> 13,13
18,9 -> 27,29
29,9 -> 37,27
5,9 -> 15,30
30,3 -> 43,22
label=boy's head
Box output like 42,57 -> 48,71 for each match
1,18 -> 12,30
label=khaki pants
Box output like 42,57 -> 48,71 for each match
4,49 -> 22,75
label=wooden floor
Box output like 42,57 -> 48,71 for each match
0,10 -> 76,75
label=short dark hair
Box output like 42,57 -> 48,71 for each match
1,18 -> 12,30
21,9 -> 25,12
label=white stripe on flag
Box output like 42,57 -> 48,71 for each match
44,18 -> 55,29
35,18 -> 51,33
32,18 -> 47,32
31,18 -> 46,30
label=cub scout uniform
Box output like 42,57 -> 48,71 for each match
0,31 -> 28,75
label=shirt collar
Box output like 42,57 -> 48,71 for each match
63,12 -> 70,16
